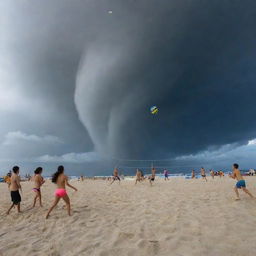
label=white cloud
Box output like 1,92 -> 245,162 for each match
175,143 -> 236,161
174,139 -> 256,169
2,131 -> 63,145
248,139 -> 256,145
36,151 -> 101,163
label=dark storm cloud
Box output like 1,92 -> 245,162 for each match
1,0 -> 256,173
75,0 -> 256,159
1,0 -> 97,154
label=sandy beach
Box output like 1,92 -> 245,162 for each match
1,176 -> 256,256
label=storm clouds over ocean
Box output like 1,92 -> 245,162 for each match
1,0 -> 256,175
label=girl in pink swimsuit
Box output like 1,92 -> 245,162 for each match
55,188 -> 67,197
46,165 -> 77,219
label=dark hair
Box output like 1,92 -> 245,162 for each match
13,166 -> 19,174
233,163 -> 239,169
52,165 -> 64,183
34,167 -> 43,174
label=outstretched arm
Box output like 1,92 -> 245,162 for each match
229,171 -> 236,179
65,176 -> 78,191
40,176 -> 45,185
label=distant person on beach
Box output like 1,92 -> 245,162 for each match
26,174 -> 32,181
191,170 -> 195,179
46,165 -> 78,219
248,169 -> 255,176
135,169 -> 142,184
4,171 -> 12,188
149,168 -> 156,185
210,169 -> 215,179
201,167 -> 207,182
164,170 -> 169,181
79,175 -> 84,181
229,163 -> 255,200
6,166 -> 22,215
32,167 -> 45,208
110,168 -> 121,185
218,170 -> 224,178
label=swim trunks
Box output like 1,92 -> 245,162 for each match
113,176 -> 120,181
55,188 -> 67,197
236,180 -> 246,188
32,188 -> 40,192
202,175 -> 206,177
11,190 -> 21,205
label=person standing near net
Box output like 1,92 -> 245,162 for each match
210,169 -> 215,179
149,168 -> 156,185
110,167 -> 121,185
201,167 -> 207,182
191,170 -> 196,179
135,169 -> 142,185
164,169 -> 169,181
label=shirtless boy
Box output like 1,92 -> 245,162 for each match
229,163 -> 255,200
201,167 -> 207,182
46,165 -> 77,219
32,167 -> 45,207
110,167 -> 121,185
149,168 -> 156,186
6,166 -> 22,214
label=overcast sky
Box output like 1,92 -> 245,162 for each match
1,0 -> 256,176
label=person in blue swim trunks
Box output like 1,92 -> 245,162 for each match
229,163 -> 255,200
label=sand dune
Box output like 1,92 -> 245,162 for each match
1,176 -> 256,256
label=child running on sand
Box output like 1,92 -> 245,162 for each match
110,167 -> 121,185
32,167 -> 45,207
6,166 -> 22,215
229,163 -> 255,200
201,167 -> 207,182
46,166 -> 77,219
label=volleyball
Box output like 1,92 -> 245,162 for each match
150,106 -> 158,114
